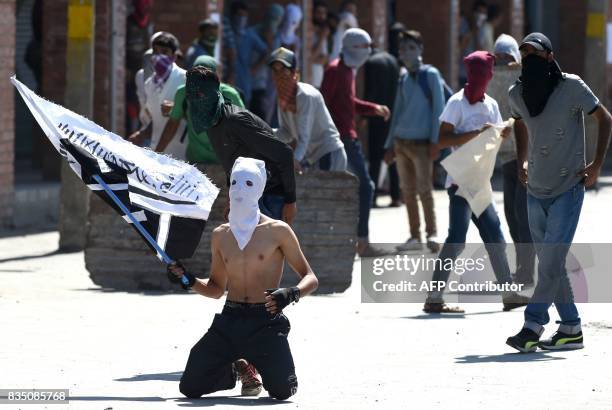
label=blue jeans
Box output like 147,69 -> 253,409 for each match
524,183 -> 584,333
343,137 -> 374,239
259,193 -> 285,220
429,185 -> 512,301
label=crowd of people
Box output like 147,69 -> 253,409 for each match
126,2 -> 612,395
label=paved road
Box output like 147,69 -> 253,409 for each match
1,181 -> 612,409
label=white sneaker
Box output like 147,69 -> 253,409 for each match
396,237 -> 423,252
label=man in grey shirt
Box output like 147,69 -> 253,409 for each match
506,33 -> 612,353
268,47 -> 347,172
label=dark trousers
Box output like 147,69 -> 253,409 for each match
502,160 -> 535,283
343,136 -> 375,238
179,303 -> 297,400
367,119 -> 400,201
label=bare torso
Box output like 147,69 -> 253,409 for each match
216,217 -> 285,303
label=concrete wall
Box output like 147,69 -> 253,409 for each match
85,168 -> 359,294
0,0 -> 16,227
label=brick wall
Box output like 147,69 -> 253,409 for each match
151,0 -> 210,56
0,0 -> 16,227
41,1 -> 67,104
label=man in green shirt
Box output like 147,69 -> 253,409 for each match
155,55 -> 244,163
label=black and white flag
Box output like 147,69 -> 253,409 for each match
12,76 -> 220,261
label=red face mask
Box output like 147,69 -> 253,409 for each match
463,51 -> 494,104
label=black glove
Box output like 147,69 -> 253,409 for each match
266,287 -> 300,311
167,261 -> 196,290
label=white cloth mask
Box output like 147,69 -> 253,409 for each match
228,157 -> 267,250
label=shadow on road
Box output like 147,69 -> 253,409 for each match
176,396 -> 292,407
400,310 -> 502,320
115,371 -> 182,382
455,352 -> 566,364
0,250 -> 63,264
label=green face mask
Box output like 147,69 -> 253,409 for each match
185,72 -> 224,133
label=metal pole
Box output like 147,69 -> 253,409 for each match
91,174 -> 190,286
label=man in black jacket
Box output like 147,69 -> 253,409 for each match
185,66 -> 297,223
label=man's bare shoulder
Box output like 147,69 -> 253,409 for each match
259,217 -> 295,238
211,223 -> 232,242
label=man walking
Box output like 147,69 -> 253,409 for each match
384,30 -> 444,252
364,38 -> 401,208
506,33 -> 612,352
423,51 -> 529,314
487,33 -> 535,287
321,28 -> 391,257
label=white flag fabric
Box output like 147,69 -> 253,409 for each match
441,120 -> 513,217
12,76 -> 220,261
12,76 -> 219,219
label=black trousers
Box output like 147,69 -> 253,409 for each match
179,302 -> 298,400
368,118 -> 400,201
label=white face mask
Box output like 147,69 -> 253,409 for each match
228,157 -> 267,250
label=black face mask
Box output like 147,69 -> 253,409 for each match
520,54 -> 561,117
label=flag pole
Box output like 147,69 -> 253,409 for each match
92,174 -> 191,287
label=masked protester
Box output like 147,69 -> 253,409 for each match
269,47 -> 346,172
250,3 -> 285,125
329,2 -> 358,61
458,0 -> 489,85
155,55 -> 245,166
128,32 -> 188,160
168,156 -> 318,401
423,50 -> 530,314
486,34 -> 536,289
182,66 -> 297,225
185,18 -> 219,69
320,28 -> 391,257
279,4 -> 303,60
383,30 -> 444,252
363,27 -> 402,210
506,33 -> 612,353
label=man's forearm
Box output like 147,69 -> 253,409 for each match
192,278 -> 224,299
514,120 -> 529,164
155,118 -> 180,152
438,130 -> 479,148
295,271 -> 318,298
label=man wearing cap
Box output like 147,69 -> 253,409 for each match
269,47 -> 347,172
320,28 -> 391,257
506,33 -> 612,352
168,157 -> 319,400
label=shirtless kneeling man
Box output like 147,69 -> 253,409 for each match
168,156 -> 319,400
